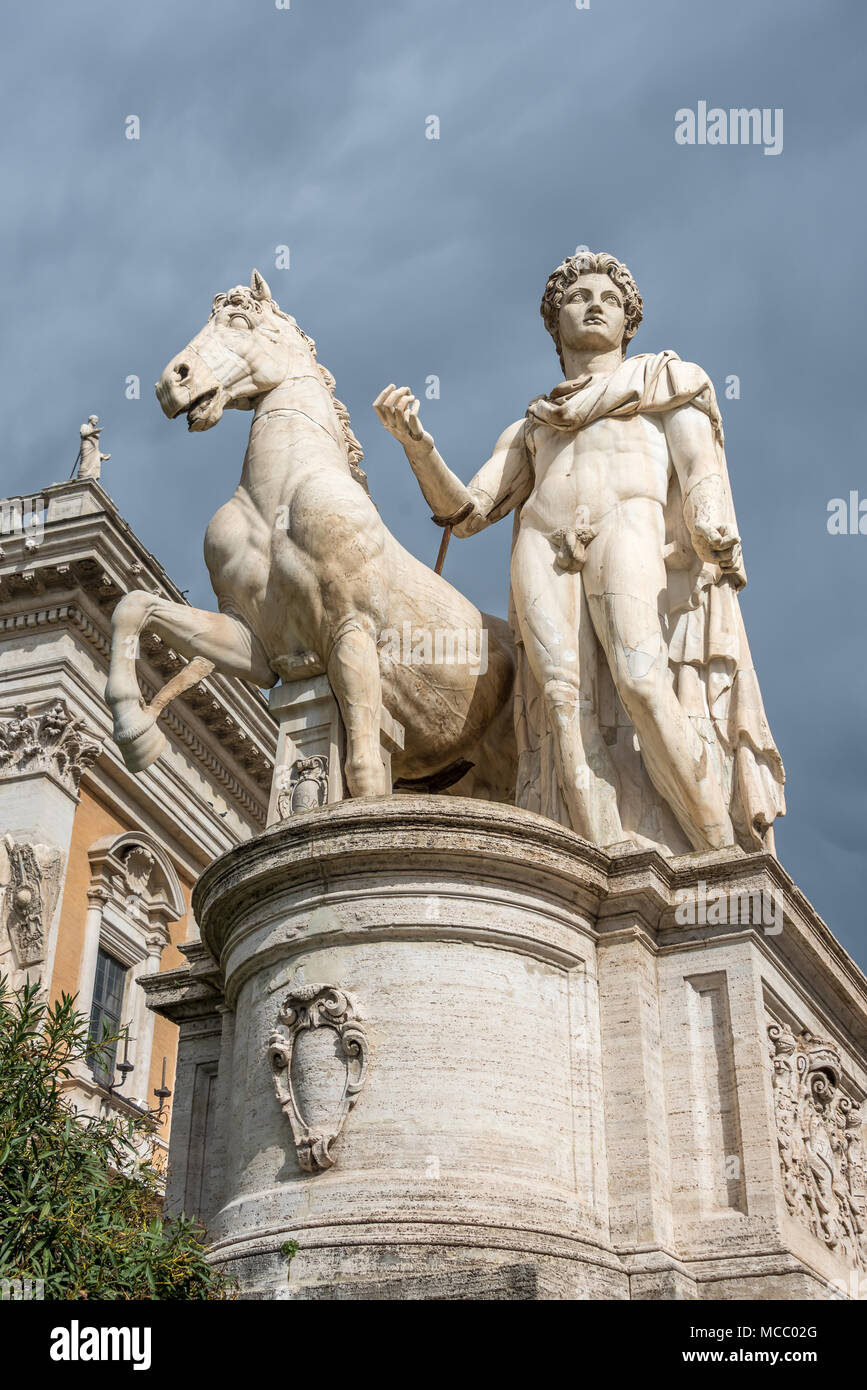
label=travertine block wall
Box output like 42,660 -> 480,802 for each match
145,798 -> 867,1301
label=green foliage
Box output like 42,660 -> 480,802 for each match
0,975 -> 231,1300
279,1239 -> 299,1283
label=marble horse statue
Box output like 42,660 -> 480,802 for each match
105,272 -> 515,800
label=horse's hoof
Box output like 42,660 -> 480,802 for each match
114,718 -> 168,772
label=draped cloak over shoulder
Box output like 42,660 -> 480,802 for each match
468,350 -> 785,854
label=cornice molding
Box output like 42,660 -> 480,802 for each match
0,598 -> 269,826
0,486 -> 276,782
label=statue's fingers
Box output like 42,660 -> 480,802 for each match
718,528 -> 741,554
382,385 -> 412,415
407,399 -> 423,439
372,384 -> 396,411
378,409 -> 401,436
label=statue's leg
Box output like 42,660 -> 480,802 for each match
583,505 -> 733,851
327,619 -> 388,798
106,590 -> 275,771
510,526 -> 624,844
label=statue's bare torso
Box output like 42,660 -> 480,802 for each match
523,412 -> 670,534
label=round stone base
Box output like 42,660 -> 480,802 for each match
192,795 -> 621,1298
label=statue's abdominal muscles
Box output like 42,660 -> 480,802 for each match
523,414 -> 671,537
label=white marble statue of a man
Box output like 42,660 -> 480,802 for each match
374,250 -> 785,856
77,414 -> 110,480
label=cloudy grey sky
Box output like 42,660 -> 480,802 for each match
2,0 -> 866,961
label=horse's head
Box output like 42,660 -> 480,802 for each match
156,270 -> 304,431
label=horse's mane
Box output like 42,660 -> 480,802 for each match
292,325 -> 371,497
211,286 -> 371,497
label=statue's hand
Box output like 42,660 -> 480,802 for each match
373,385 -> 434,455
692,519 -> 742,573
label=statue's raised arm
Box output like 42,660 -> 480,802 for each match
373,384 -> 531,539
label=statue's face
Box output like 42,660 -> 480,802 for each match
557,272 -> 625,358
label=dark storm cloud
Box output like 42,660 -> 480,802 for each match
2,0 -> 865,960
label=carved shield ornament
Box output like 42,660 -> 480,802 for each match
267,984 -> 369,1172
275,755 -> 329,819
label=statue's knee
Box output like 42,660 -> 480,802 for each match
543,678 -> 598,734
542,677 -> 581,710
113,589 -> 153,634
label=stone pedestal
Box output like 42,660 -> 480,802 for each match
144,797 -> 867,1300
266,678 -> 404,825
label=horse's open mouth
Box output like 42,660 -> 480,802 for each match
186,389 -> 221,430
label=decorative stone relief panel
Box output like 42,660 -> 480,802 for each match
0,835 -> 63,968
768,1021 -> 867,1268
267,984 -> 369,1172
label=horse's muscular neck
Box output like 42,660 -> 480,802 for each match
238,368 -> 351,518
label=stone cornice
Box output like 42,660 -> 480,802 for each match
192,794 -> 613,963
191,796 -> 867,1048
0,595 -> 270,827
139,963 -> 225,1026
0,479 -> 277,811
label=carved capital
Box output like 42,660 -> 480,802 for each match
0,699 -> 103,795
86,883 -> 110,910
144,926 -> 169,957
267,984 -> 369,1172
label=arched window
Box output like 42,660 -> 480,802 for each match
78,833 -> 185,1109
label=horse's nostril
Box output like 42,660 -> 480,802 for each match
175,363 -> 190,381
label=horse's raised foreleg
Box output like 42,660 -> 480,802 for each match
327,619 -> 388,797
106,590 -> 276,772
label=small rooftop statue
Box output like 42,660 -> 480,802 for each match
76,414 -> 110,480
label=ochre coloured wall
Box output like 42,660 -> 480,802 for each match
50,783 -> 196,1139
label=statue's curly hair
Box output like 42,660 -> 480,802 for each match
540,250 -> 643,371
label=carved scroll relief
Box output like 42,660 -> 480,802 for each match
768,1021 -> 867,1268
267,985 -> 369,1172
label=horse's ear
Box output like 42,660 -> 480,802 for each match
251,269 -> 272,301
